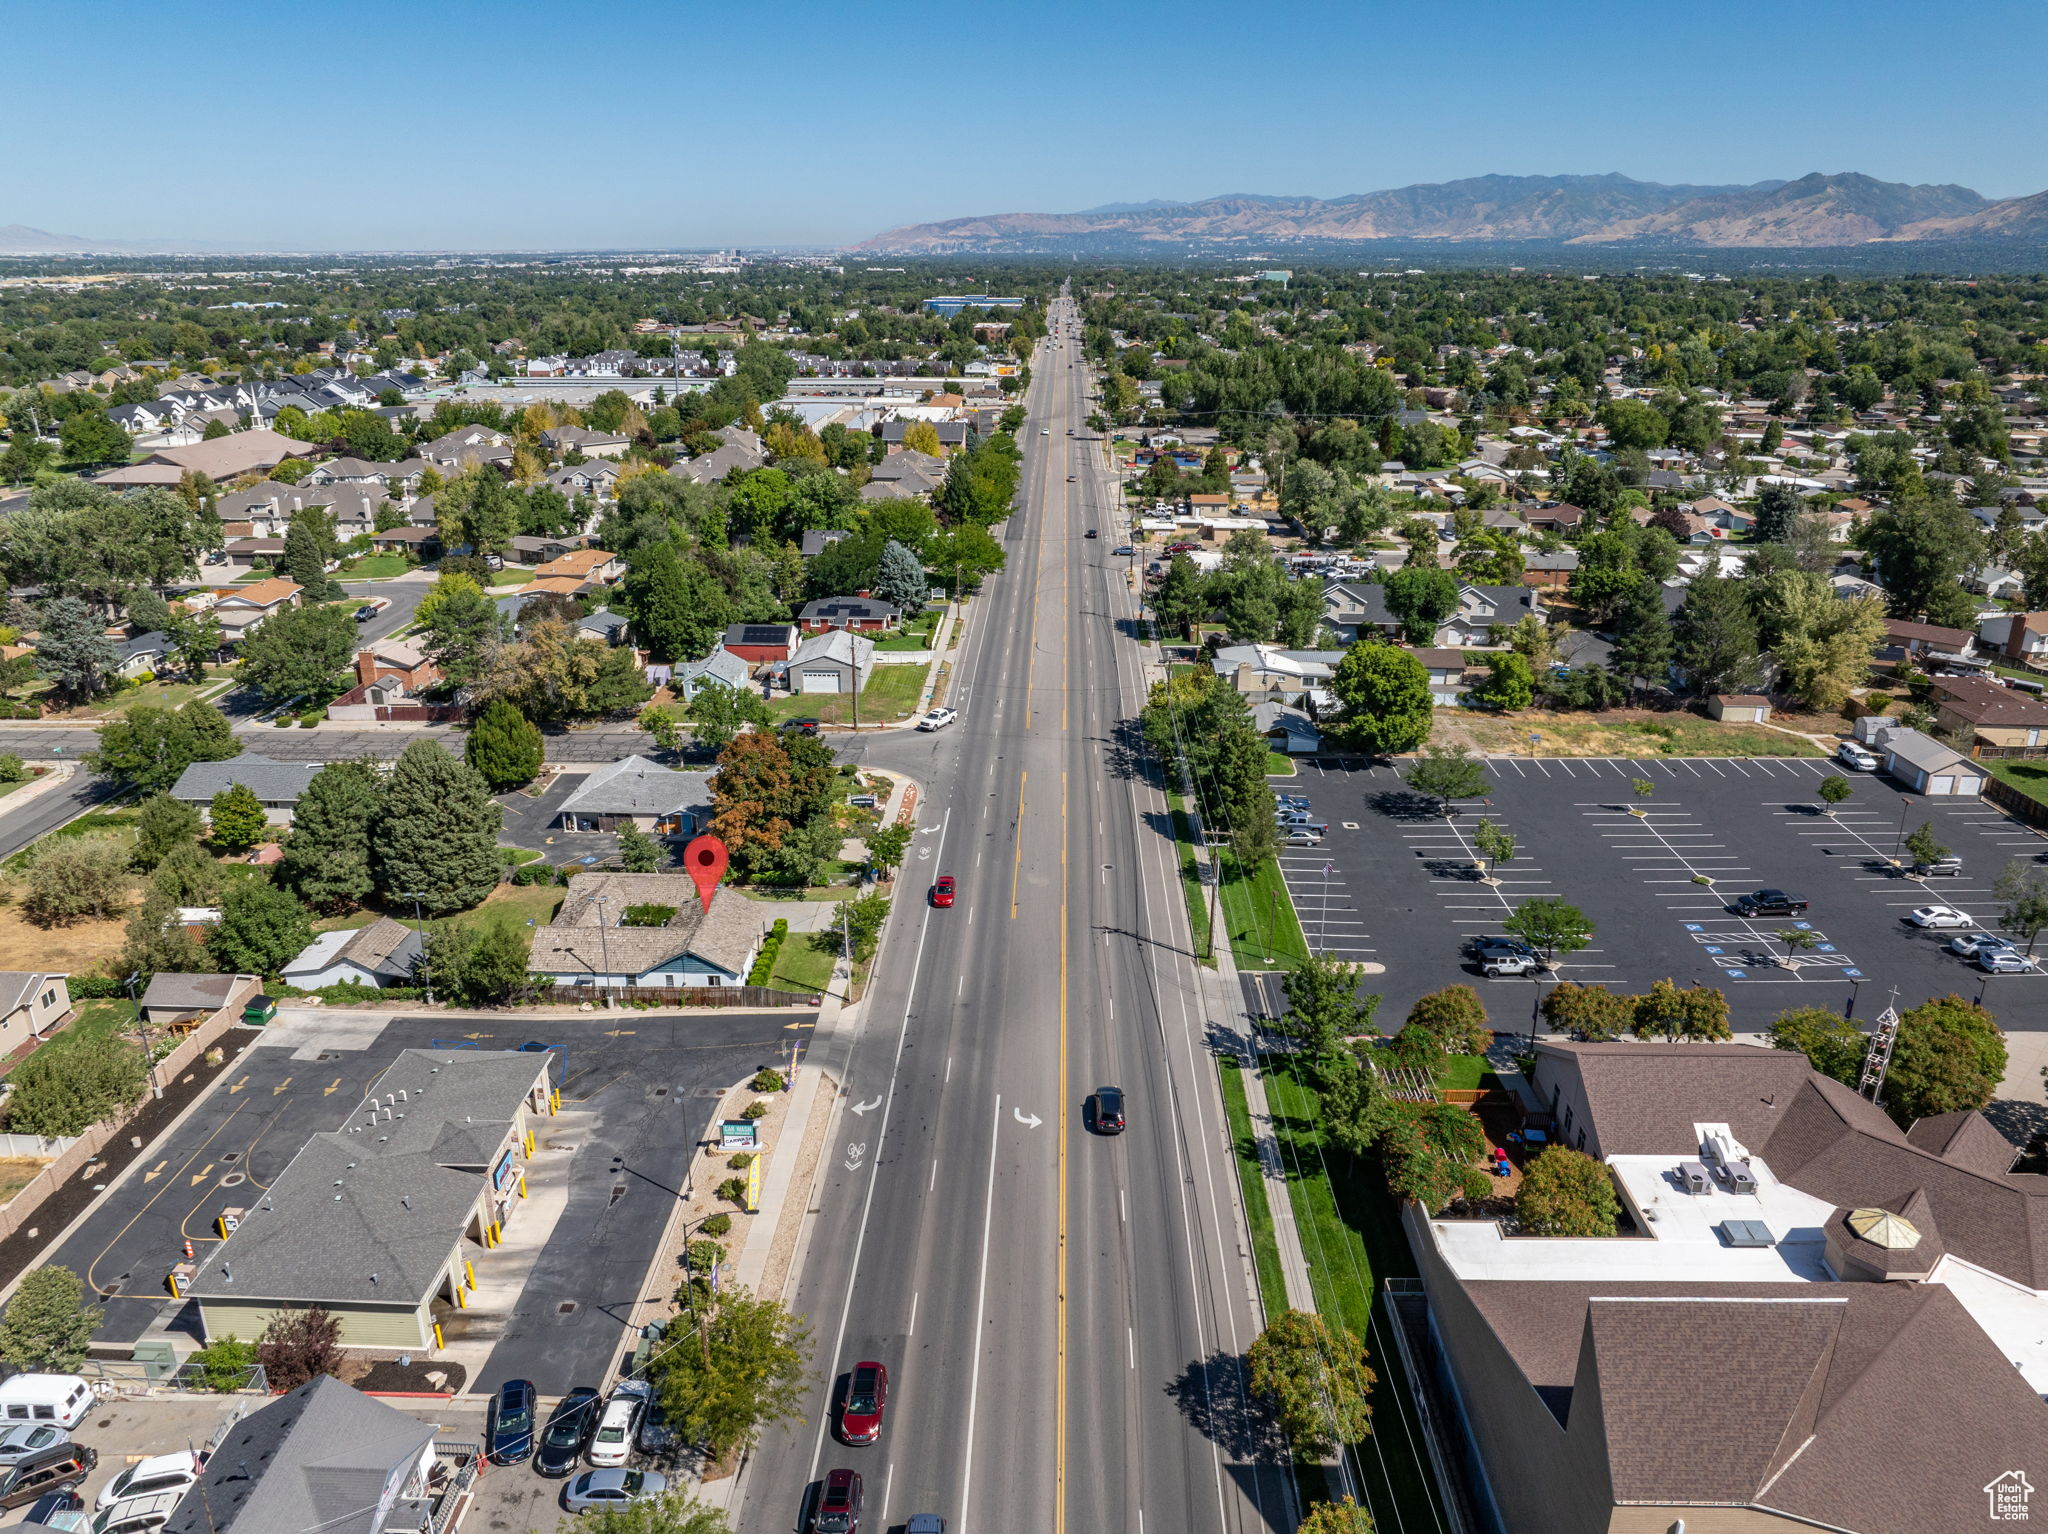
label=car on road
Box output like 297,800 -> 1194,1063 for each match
563,1468 -> 667,1515
95,1452 -> 203,1511
1982,948 -> 2039,973
1084,528 -> 1097,537
1041,427 -> 1051,435
809,1468 -> 864,1534
783,718 -> 821,736
838,1361 -> 888,1445
905,1518 -> 947,1534
1950,930 -> 2012,958
587,1392 -> 641,1468
486,1379 -> 536,1465
1090,1085 -> 1126,1134
1914,855 -> 1964,877
917,707 -> 958,731
1906,905 -> 1973,929
1112,544 -> 1134,556
1836,741 -> 1881,770
931,876 -> 955,908
535,1387 -> 601,1477
352,604 -> 379,622
1067,475 -> 1077,482
1734,889 -> 1809,916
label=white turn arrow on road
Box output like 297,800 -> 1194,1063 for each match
849,1096 -> 883,1116
1013,1107 -> 1042,1129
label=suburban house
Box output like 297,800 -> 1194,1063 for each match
578,610 -> 630,646
91,428 -> 320,489
784,628 -> 875,694
721,622 -> 798,665
1875,725 -> 1988,795
530,548 -> 622,588
1404,1039 -> 2048,1534
170,755 -> 323,824
418,425 -> 514,473
160,1375 -> 476,1534
1522,502 -> 1588,534
184,1050 -> 552,1351
1928,675 -> 2048,756
1978,610 -> 2048,668
672,424 -> 768,484
1882,618 -> 1975,660
507,534 -> 592,566
1411,647 -> 1477,706
1209,644 -> 1341,705
798,596 -> 901,633
1324,580 -> 1543,646
1252,701 -> 1321,754
546,461 -> 620,499
280,918 -> 424,990
799,530 -> 852,560
221,538 -> 290,571
671,645 -> 751,701
1518,548 -> 1579,589
113,630 -> 173,680
529,877 -> 762,989
211,578 -> 303,641
352,637 -> 439,693
554,755 -> 713,835
367,525 -> 438,556
539,425 -> 630,459
0,973 -> 69,1060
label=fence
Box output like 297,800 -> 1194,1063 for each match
0,1133 -> 75,1157
0,976 -> 261,1245
531,984 -> 821,1009
1984,775 -> 2048,829
65,1359 -> 268,1396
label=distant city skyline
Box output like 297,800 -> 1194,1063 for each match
8,0 -> 2043,251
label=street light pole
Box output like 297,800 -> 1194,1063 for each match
594,894 -> 612,1007
126,971 -> 160,1100
399,892 -> 432,1005
1894,796 -> 1915,862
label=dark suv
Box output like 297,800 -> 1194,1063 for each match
1734,889 -> 1809,916
810,1468 -> 864,1533
0,1442 -> 96,1510
1090,1086 -> 1126,1135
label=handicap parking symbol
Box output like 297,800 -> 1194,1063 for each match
1727,969 -> 1749,979
1683,923 -> 1704,932
1844,968 -> 1863,978
1818,943 -> 1837,952
1704,945 -> 1723,955
1793,921 -> 1813,930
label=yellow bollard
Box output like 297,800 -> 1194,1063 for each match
166,1272 -> 180,1299
464,1259 -> 476,1288
549,1089 -> 560,1115
455,1285 -> 467,1309
524,1129 -> 535,1155
433,1322 -> 444,1350
517,1171 -> 527,1199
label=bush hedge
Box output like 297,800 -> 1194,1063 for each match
747,918 -> 791,985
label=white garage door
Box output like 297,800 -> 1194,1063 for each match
800,669 -> 843,694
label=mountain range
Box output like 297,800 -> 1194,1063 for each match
0,223 -> 218,255
860,173 -> 2048,251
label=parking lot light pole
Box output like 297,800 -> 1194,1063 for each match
1893,796 -> 1915,863
399,892 -> 432,1004
1844,975 -> 1866,1021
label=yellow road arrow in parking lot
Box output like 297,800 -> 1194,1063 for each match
271,1077 -> 293,1095
189,1163 -> 212,1186
601,1029 -> 636,1037
783,1021 -> 816,1030
322,1079 -> 342,1095
226,1076 -> 249,1094
142,1161 -> 166,1183
463,1032 -> 493,1041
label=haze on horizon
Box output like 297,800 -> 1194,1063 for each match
10,0 -> 2045,252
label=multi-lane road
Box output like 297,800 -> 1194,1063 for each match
735,300 -> 1290,1532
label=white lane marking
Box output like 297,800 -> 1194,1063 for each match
930,1158 -> 938,1192
909,1292 -> 918,1336
956,1103 -> 1004,1512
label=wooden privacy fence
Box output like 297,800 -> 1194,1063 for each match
1984,775 -> 2048,829
531,984 -> 821,1009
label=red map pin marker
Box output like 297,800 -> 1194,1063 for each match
684,834 -> 729,914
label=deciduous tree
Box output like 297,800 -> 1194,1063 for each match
1767,1006 -> 1867,1086
209,880 -> 312,975
649,1288 -> 812,1460
1882,995 -> 2005,1124
22,834 -> 129,925
1328,642 -> 1433,756
1515,1146 -> 1620,1236
1248,1310 -> 1375,1458
258,1307 -> 343,1392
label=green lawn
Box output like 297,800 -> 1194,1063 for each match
1216,848 -> 1310,971
1163,790 -> 1214,965
1433,1053 -> 1496,1092
768,936 -> 837,994
313,883 -> 566,938
872,613 -> 942,652
1261,1055 -> 1452,1534
1989,758 -> 2048,809
3,809 -> 139,872
760,664 -> 929,727
1266,752 -> 1297,777
7,999 -> 143,1080
339,553 -> 414,579
1217,1056 -> 1288,1319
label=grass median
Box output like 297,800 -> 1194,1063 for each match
1216,848 -> 1309,971
1261,1054 -> 1451,1534
1217,1055 -> 1288,1319
1163,789 -> 1214,966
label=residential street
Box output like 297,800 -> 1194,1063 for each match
732,306 -> 1287,1533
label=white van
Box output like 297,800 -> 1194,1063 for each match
0,1375 -> 94,1430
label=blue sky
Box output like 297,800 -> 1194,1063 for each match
9,0 -> 2043,250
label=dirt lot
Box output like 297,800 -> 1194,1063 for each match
0,901 -> 133,971
1430,707 -> 1830,759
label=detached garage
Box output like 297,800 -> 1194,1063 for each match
1881,727 -> 1987,796
785,629 -> 874,694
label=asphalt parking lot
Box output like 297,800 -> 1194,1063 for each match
1269,754 -> 2048,1032
41,1009 -> 802,1392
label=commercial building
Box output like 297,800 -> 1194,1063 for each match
183,1050 -> 553,1351
1405,1041 -> 2048,1534
921,295 -> 1025,316
553,756 -> 714,836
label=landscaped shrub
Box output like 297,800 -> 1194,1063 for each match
726,1152 -> 754,1171
715,1176 -> 748,1205
750,1067 -> 785,1092
1515,1146 -> 1621,1236
700,1212 -> 732,1237
741,1099 -> 770,1120
621,903 -> 678,928
747,919 -> 790,985
513,862 -> 556,886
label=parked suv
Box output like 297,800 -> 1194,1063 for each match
1914,856 -> 1964,877
1471,937 -> 1541,977
0,1442 -> 96,1511
1734,889 -> 1809,916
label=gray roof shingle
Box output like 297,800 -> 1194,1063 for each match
171,754 -> 321,806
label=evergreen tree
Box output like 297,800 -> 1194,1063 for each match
1754,484 -> 1802,542
1671,572 -> 1761,695
371,739 -> 503,914
149,841 -> 221,906
1609,578 -> 1674,698
616,822 -> 662,872
207,783 -> 269,853
178,699 -> 239,763
871,539 -> 928,614
421,584 -> 508,685
34,597 -> 118,703
133,793 -> 203,870
279,510 -> 338,599
209,880 -> 313,975
0,1267 -> 101,1374
278,760 -> 384,912
464,699 -> 544,791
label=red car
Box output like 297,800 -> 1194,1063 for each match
838,1361 -> 888,1445
931,876 -> 955,908
810,1468 -> 864,1533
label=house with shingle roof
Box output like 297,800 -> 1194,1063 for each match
280,917 -> 423,989
1408,1040 -> 2048,1534
553,756 -> 713,835
530,879 -> 761,989
170,754 -> 321,824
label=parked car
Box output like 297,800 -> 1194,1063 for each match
931,875 -> 956,908
1914,855 -> 1965,877
587,1393 -> 641,1468
486,1379 -> 537,1465
633,1389 -> 677,1457
0,1424 -> 68,1464
1734,889 -> 1809,916
1982,949 -> 2039,974
783,718 -> 821,737
1472,938 -> 1542,977
89,1486 -> 185,1534
1836,742 -> 1880,771
809,1468 -> 864,1534
1276,795 -> 1312,813
838,1361 -> 888,1445
1090,1085 -> 1126,1135
1906,905 -> 1973,929
917,707 -> 958,731
1949,932 -> 2016,960
1281,827 -> 1326,846
563,1468 -> 667,1515
22,1488 -> 82,1525
0,1443 -> 96,1511
535,1387 -> 602,1477
95,1452 -> 202,1511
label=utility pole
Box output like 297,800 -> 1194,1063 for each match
400,891 -> 432,1004
126,971 -> 160,1099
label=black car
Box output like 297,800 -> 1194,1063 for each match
486,1378 -> 536,1465
1084,529 -> 1098,538
784,718 -> 822,737
535,1386 -> 602,1477
1734,888 -> 1809,916
352,604 -> 379,622
1090,1085 -> 1126,1135
21,1489 -> 82,1524
0,1443 -> 95,1510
